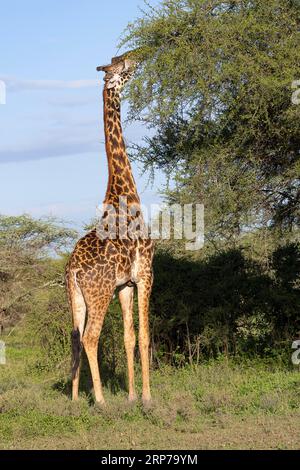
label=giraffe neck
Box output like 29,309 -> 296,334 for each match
103,87 -> 140,207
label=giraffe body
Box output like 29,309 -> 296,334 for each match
66,56 -> 154,405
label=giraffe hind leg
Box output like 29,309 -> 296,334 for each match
119,285 -> 137,402
137,277 -> 153,406
82,286 -> 115,405
67,274 -> 86,401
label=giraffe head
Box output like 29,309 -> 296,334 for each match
98,55 -> 136,93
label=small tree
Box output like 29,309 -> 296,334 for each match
0,214 -> 77,329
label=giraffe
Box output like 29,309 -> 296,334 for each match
65,53 -> 154,406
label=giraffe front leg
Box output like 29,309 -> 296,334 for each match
137,277 -> 153,405
119,285 -> 137,403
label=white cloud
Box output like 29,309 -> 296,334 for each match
0,136 -> 100,163
0,76 -> 99,92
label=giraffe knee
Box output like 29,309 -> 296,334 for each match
82,332 -> 98,351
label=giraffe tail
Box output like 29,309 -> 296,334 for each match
71,328 -> 82,379
66,265 -> 86,380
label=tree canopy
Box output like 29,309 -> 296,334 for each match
122,0 -> 300,242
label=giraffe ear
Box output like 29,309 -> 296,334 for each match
123,59 -> 130,71
123,58 -> 136,72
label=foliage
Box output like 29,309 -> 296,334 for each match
150,240 -> 300,363
122,0 -> 300,240
0,214 -> 76,330
1,213 -> 299,368
0,214 -> 76,254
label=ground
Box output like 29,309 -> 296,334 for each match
0,333 -> 300,450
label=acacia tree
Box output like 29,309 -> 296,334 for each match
122,0 -> 300,244
0,214 -> 76,329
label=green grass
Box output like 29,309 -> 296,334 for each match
0,333 -> 300,449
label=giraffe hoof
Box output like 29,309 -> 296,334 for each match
142,397 -> 152,410
94,399 -> 106,408
128,394 -> 137,404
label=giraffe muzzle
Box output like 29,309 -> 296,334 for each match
96,64 -> 111,72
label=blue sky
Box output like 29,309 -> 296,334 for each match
0,0 -> 163,229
